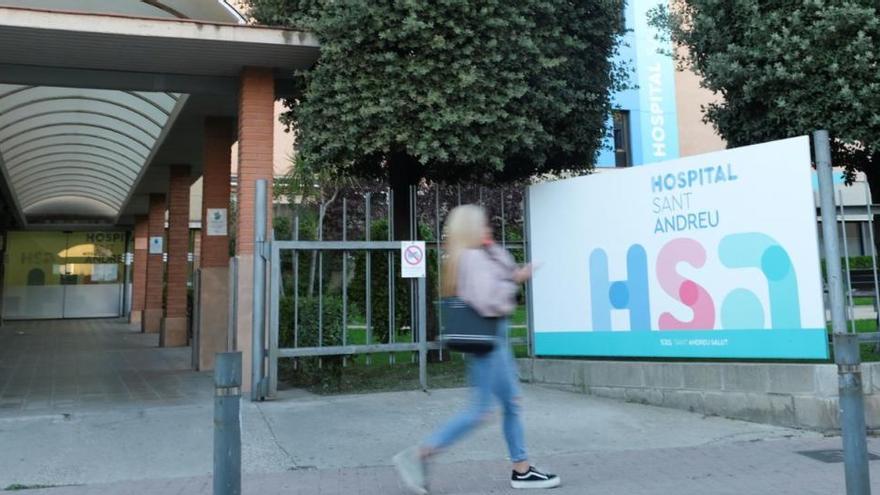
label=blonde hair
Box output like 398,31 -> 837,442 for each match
441,205 -> 488,297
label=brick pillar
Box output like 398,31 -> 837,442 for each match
236,67 -> 274,393
161,165 -> 191,347
197,117 -> 234,370
143,193 -> 166,333
129,215 -> 148,325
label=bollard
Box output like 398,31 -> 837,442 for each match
214,352 -> 242,495
835,333 -> 871,494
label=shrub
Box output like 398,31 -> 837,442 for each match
279,295 -> 345,388
348,219 -> 438,344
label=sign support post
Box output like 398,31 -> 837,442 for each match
815,130 -> 871,495
401,241 -> 427,390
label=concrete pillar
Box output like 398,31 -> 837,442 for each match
236,67 -> 274,393
161,165 -> 191,347
143,193 -> 166,333
198,117 -> 234,370
129,215 -> 148,325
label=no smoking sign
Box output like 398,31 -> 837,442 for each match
400,241 -> 426,278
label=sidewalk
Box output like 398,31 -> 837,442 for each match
5,384 -> 880,494
18,435 -> 880,494
0,385 -> 812,488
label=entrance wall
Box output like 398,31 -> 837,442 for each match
518,358 -> 880,432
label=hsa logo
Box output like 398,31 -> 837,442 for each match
588,234 -> 801,331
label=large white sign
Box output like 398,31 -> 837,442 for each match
527,136 -> 827,359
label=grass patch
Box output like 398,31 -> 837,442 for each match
280,322 -> 529,394
827,319 -> 880,362
280,358 -> 469,395
855,296 -> 876,306
347,305 -> 530,327
511,306 -> 527,326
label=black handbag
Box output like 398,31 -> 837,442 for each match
439,297 -> 499,355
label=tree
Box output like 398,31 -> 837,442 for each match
247,0 -> 626,239
649,1 -> 880,188
275,157 -> 353,297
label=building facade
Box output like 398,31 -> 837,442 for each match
594,0 -> 873,259
596,0 -> 725,168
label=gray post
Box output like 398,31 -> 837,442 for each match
251,179 -> 268,401
839,190 -> 857,331
192,270 -> 201,370
268,245 -> 280,398
524,189 -> 536,358
342,198 -> 348,353
214,352 -> 242,495
815,130 -> 871,495
418,276 -> 428,391
435,185 -> 444,362
365,193 -> 372,366
228,257 -> 238,351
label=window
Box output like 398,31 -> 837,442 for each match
616,0 -> 627,31
844,222 -> 865,257
613,110 -> 632,167
817,221 -> 868,258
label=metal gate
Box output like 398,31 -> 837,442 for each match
250,179 -> 532,400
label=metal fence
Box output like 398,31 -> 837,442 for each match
821,174 -> 880,336
251,180 -> 532,399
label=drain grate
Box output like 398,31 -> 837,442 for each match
798,449 -> 880,464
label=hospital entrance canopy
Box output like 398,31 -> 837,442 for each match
0,1 -> 318,229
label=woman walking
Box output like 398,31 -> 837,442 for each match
393,205 -> 560,493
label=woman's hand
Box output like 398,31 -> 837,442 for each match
513,262 -> 542,283
513,264 -> 533,283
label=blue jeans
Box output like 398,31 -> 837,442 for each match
423,321 -> 527,462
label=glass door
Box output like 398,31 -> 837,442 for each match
2,231 -> 126,319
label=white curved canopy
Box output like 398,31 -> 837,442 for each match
0,0 -> 244,23
0,1 -> 319,227
0,84 -> 184,219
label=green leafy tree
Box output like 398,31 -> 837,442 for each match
247,0 -> 626,238
649,1 -> 880,187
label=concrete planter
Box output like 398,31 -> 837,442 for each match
517,358 -> 880,432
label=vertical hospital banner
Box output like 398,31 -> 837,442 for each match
528,136 -> 828,359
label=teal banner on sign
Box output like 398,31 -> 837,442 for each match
535,330 -> 828,360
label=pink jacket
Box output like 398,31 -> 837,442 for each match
457,245 -> 519,318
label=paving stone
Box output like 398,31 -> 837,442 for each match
0,318 -> 212,417
15,437 -> 880,495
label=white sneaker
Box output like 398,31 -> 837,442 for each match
393,446 -> 428,494
511,466 -> 561,489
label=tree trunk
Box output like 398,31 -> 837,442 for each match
308,189 -> 339,298
388,151 -> 422,241
386,152 -> 447,361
